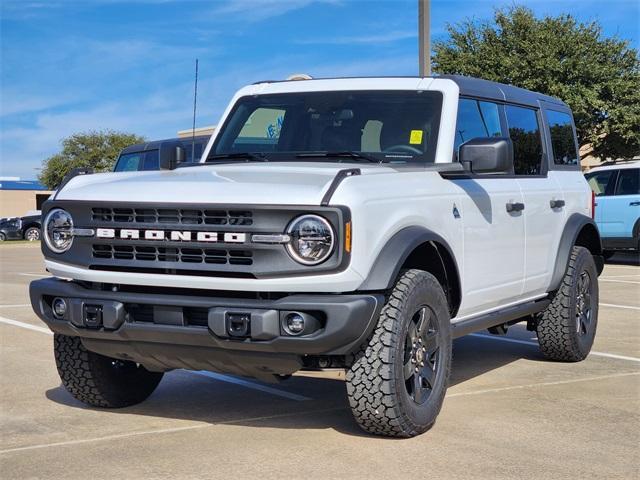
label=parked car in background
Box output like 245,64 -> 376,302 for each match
585,161 -> 640,258
0,214 -> 42,241
114,136 -> 209,172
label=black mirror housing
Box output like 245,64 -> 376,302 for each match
459,137 -> 513,174
159,141 -> 186,170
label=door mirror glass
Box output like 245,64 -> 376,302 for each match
459,137 -> 513,174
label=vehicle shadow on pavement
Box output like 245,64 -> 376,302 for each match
605,252 -> 639,266
43,334 -> 547,437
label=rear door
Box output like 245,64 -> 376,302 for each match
603,168 -> 640,239
586,169 -> 618,236
516,106 -> 577,296
448,98 -> 526,315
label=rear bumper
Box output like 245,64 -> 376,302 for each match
30,278 -> 382,379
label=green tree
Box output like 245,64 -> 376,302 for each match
433,6 -> 640,161
39,130 -> 145,189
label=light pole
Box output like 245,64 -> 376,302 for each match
418,0 -> 431,76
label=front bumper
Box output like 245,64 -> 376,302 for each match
30,278 -> 382,379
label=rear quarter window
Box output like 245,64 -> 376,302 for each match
546,110 -> 579,166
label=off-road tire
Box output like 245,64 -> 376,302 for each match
536,246 -> 599,362
346,269 -> 451,437
54,334 -> 164,408
24,227 -> 40,241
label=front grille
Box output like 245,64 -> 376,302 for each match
91,207 -> 253,226
92,244 -> 253,265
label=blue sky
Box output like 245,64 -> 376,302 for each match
1,0 -> 638,179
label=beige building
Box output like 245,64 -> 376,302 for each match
0,180 -> 53,218
177,126 -> 215,139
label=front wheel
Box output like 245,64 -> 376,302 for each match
54,334 -> 164,408
536,246 -> 599,361
346,269 -> 451,437
24,227 -> 40,241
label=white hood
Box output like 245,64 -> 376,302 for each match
55,162 -> 395,205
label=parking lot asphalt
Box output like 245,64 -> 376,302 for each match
0,244 -> 638,479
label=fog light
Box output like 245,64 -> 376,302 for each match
284,313 -> 305,335
52,298 -> 67,318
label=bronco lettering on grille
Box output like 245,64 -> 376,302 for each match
95,228 -> 246,243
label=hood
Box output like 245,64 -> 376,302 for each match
55,162 -> 396,205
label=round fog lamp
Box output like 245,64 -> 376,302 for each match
284,313 -> 305,335
52,297 -> 67,318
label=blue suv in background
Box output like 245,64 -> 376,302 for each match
585,162 -> 640,258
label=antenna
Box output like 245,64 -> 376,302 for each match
191,58 -> 199,162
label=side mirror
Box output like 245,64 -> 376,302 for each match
459,137 -> 513,174
159,141 -> 186,170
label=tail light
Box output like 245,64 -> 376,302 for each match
591,190 -> 596,219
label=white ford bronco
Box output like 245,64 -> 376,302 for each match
31,75 -> 603,437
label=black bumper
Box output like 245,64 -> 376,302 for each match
30,278 -> 382,379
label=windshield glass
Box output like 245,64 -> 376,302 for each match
208,90 -> 443,163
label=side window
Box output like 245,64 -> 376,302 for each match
454,99 -> 502,153
546,110 -> 579,166
234,108 -> 286,150
505,105 -> 544,175
586,170 -> 617,197
614,169 -> 640,196
114,152 -> 143,172
141,150 -> 159,171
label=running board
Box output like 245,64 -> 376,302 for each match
451,299 -> 550,339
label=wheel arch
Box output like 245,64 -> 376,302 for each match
357,226 -> 462,317
549,213 -> 603,293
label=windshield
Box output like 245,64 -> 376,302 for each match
208,90 -> 443,164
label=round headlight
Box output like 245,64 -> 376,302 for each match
286,214 -> 335,265
44,209 -> 74,253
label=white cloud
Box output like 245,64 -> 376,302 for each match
297,30 -> 417,45
209,0 -> 342,22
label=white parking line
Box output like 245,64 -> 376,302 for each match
189,371 -> 311,401
0,316 -> 311,401
601,274 -> 640,279
448,371 -> 640,398
469,333 -> 640,363
605,265 -> 640,270
0,316 -> 52,335
0,304 -> 31,308
0,406 -> 345,455
599,279 -> 640,285
601,302 -> 640,311
17,273 -> 50,278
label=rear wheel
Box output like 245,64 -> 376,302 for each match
536,246 -> 599,361
54,334 -> 163,408
346,269 -> 451,437
0,233 -> 5,241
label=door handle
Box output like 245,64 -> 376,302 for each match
630,201 -> 640,206
506,202 -> 525,213
550,199 -> 565,209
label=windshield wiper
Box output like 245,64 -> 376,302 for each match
296,151 -> 381,163
207,152 -> 269,162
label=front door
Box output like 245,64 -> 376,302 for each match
448,98 -> 525,317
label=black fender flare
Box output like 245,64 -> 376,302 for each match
357,226 -> 460,292
549,213 -> 603,292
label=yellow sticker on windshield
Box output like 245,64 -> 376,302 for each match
409,130 -> 423,144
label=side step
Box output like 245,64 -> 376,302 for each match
451,299 -> 550,339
